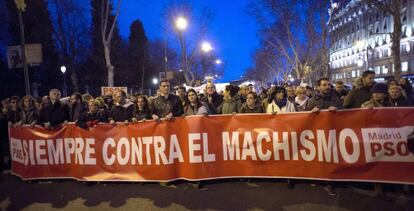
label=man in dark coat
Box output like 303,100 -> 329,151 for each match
152,79 -> 183,120
38,89 -> 70,128
201,82 -> 223,114
69,92 -> 87,122
343,70 -> 375,108
334,80 -> 348,103
108,90 -> 134,124
305,77 -> 342,196
6,96 -> 21,124
306,77 -> 342,112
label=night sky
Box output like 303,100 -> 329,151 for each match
118,0 -> 259,83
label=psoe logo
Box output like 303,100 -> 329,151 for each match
10,137 -> 25,164
362,126 -> 414,163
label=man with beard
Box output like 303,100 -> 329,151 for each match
69,93 -> 87,123
305,77 -> 342,196
306,77 -> 342,112
344,70 -> 375,108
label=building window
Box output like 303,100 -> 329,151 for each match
402,62 -> 408,72
382,65 -> 388,74
374,66 -> 381,75
352,71 -> 356,78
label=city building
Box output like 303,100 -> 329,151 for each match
328,0 -> 414,85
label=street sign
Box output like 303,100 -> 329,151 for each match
7,44 -> 42,69
101,86 -> 128,96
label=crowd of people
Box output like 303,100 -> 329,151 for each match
1,71 -> 413,194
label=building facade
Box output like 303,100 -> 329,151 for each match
328,0 -> 414,85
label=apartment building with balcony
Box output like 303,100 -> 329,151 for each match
329,0 -> 414,85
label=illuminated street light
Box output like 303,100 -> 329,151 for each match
152,78 -> 158,85
215,59 -> 222,64
179,69 -> 183,72
201,42 -> 213,53
175,17 -> 188,31
60,66 -> 66,74
60,66 -> 67,97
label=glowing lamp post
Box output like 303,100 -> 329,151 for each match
60,66 -> 67,97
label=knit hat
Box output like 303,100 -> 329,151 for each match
371,83 -> 388,94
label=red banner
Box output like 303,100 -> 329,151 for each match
9,108 -> 414,184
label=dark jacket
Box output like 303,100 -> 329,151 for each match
133,109 -> 152,121
306,91 -> 342,111
201,92 -> 223,114
69,102 -> 87,122
76,109 -> 108,128
83,109 -> 108,123
6,109 -> 21,124
39,101 -> 70,126
0,112 -> 8,140
343,85 -> 372,109
152,94 -> 184,118
240,103 -> 264,113
389,97 -> 412,107
19,107 -> 39,124
109,101 -> 134,122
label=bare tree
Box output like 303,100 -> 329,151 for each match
246,0 -> 330,84
49,0 -> 90,91
101,0 -> 122,86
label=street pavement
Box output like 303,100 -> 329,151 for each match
0,173 -> 413,211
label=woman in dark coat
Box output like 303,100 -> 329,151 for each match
240,92 -> 264,113
76,99 -> 108,128
132,95 -> 152,122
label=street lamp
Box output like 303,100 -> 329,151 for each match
215,59 -> 222,65
175,16 -> 188,85
201,41 -> 213,53
175,17 -> 188,31
149,78 -> 159,96
60,66 -> 67,97
152,78 -> 158,85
